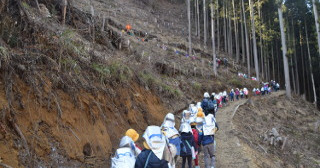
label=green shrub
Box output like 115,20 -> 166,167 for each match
228,78 -> 243,88
60,29 -> 88,58
192,82 -> 202,90
92,62 -> 133,83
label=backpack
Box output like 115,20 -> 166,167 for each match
207,100 -> 215,111
202,99 -> 209,110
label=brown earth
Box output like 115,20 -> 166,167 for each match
233,92 -> 320,168
0,77 -> 168,167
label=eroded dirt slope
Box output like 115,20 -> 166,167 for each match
234,92 -> 320,168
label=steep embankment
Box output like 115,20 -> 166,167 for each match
233,92 -> 320,168
0,78 -> 168,167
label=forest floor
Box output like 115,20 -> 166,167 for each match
176,91 -> 320,168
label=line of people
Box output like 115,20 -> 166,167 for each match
252,80 -> 280,96
111,92 -> 226,168
112,82 -> 276,168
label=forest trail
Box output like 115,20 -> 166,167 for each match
215,91 -> 285,168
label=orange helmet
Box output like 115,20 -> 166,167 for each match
126,24 -> 132,31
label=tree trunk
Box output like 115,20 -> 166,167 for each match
195,0 -> 198,36
276,41 -> 281,84
300,30 -> 306,100
35,0 -> 41,11
228,5 -> 233,57
187,0 -> 192,56
312,0 -> 320,61
305,23 -> 317,106
272,44 -> 275,81
260,39 -> 264,80
291,56 -> 296,94
278,5 -> 291,98
292,21 -> 300,95
232,0 -> 240,62
258,5 -> 263,80
249,0 -> 259,80
204,0 -> 207,50
61,0 -> 67,25
242,0 -> 251,77
287,27 -> 296,94
224,3 -> 227,52
197,0 -> 200,40
211,0 -> 217,76
216,0 -> 220,54
240,3 -> 246,64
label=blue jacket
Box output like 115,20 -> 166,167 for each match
180,132 -> 197,157
198,129 -> 214,146
229,92 -> 234,97
135,149 -> 169,168
201,98 -> 209,112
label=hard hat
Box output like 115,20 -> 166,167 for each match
125,129 -> 139,142
143,126 -> 166,159
165,113 -> 175,122
182,110 -> 191,119
180,123 -> 192,133
189,117 -> 196,125
212,92 -> 216,96
204,92 -> 210,98
196,117 -> 204,124
196,102 -> 201,108
196,111 -> 205,118
119,136 -> 134,148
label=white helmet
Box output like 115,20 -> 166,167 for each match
196,102 -> 201,108
204,114 -> 216,126
189,117 -> 195,124
143,126 -> 166,159
182,110 -> 191,120
196,117 -> 204,124
162,113 -> 175,128
195,117 -> 204,130
211,92 -> 216,96
204,92 -> 210,98
180,122 -> 192,133
165,113 -> 174,121
119,136 -> 134,148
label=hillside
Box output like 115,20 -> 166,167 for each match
0,0 -> 319,168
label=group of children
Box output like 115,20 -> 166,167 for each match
252,80 -> 280,96
111,95 -> 220,168
110,82 -> 280,168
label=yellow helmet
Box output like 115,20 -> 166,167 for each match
197,111 -> 205,118
125,129 -> 139,142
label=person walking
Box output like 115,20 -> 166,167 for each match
180,123 -> 197,168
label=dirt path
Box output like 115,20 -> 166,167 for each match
175,98 -> 251,168
215,98 -> 253,168
175,92 -> 285,168
215,92 -> 285,168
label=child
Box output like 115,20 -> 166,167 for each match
240,89 -> 244,99
190,118 -> 200,168
229,89 -> 234,101
125,129 -> 142,154
199,114 -> 218,168
111,136 -> 137,168
135,126 -> 169,168
180,123 -> 197,168
235,88 -> 240,100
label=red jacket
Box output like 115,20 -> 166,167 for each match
192,128 -> 199,149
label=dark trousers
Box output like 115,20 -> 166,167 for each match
182,156 -> 192,168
